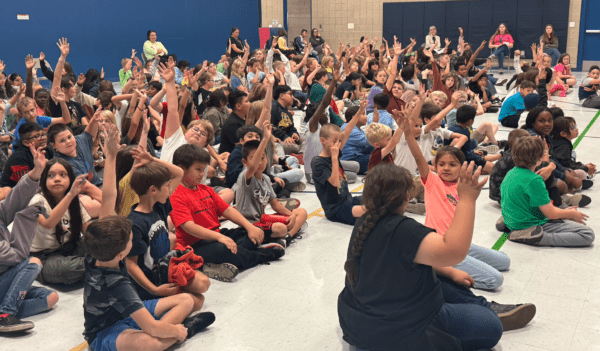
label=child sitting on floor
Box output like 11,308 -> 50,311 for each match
579,65 -> 600,109
340,103 -> 374,175
312,121 -> 367,226
551,117 -> 597,180
82,124 -> 215,350
449,106 -> 501,174
500,136 -> 595,246
236,122 -> 308,247
170,144 -> 285,282
403,112 -> 510,290
0,147 -> 58,333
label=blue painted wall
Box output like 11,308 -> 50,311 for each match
383,0 -> 570,60
2,1 -> 260,81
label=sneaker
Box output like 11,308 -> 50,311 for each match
496,215 -> 508,232
477,144 -> 500,154
561,193 -> 592,208
183,312 -> 216,339
582,179 -> 593,190
490,302 -> 536,331
257,243 -> 285,262
274,237 -> 287,249
0,314 -> 34,333
499,68 -> 504,75
406,203 -> 426,215
508,226 -> 543,245
287,182 -> 306,192
488,54 -> 496,60
202,262 -> 239,282
496,78 -> 508,86
285,233 -> 303,247
278,198 -> 300,211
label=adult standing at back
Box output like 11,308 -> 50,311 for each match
310,28 -> 326,58
228,27 -> 244,60
488,24 -> 514,75
425,26 -> 441,52
540,25 -> 560,66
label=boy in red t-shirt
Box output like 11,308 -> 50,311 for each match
169,144 -> 285,282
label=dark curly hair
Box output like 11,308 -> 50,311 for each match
344,163 -> 414,286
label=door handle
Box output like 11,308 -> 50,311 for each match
586,30 -> 600,33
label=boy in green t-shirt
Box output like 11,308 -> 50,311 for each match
500,137 -> 594,246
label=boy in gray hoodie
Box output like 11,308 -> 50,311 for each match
0,145 -> 58,333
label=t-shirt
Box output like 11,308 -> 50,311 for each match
423,172 -> 458,236
170,184 -> 230,247
579,77 -> 599,102
127,200 -> 172,292
247,71 -> 265,90
312,155 -> 352,217
368,147 -> 393,171
29,193 -> 91,253
383,86 -> 406,115
367,110 -> 398,131
83,255 -> 144,343
0,144 -> 53,188
220,113 -> 246,154
394,133 -> 419,176
115,100 -> 129,134
334,81 -> 355,100
448,124 -> 481,163
340,124 -> 373,162
338,214 -> 456,351
501,167 -> 550,230
49,98 -> 87,127
235,170 -> 276,223
160,127 -> 187,164
55,132 -> 102,186
118,172 -> 139,218
12,116 -> 53,147
304,124 -> 323,177
491,34 -> 514,46
419,128 -> 453,163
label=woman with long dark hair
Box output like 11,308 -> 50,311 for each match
540,25 -> 560,66
488,23 -> 514,75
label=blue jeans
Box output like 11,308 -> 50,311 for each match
0,257 -> 54,318
349,277 -> 502,351
544,48 -> 561,67
438,277 -> 503,350
453,243 -> 510,290
274,156 -> 305,183
344,153 -> 371,175
293,90 -> 308,105
492,45 -> 510,69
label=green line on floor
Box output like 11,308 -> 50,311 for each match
492,233 -> 509,251
573,110 -> 600,149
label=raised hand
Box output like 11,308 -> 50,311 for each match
68,175 -> 88,198
28,146 -> 48,181
158,62 -> 175,83
458,27 -> 464,35
77,73 -> 86,86
333,62 -> 342,82
100,124 -> 126,160
100,67 -> 105,79
25,55 -> 35,70
393,42 -> 403,56
131,48 -> 137,58
478,40 -> 487,50
457,161 -> 487,202
0,60 -> 5,72
245,40 -> 250,52
330,140 -> 341,159
265,73 -> 275,85
263,120 -> 272,140
167,56 -> 176,69
445,38 -> 451,46
52,91 -> 66,103
133,56 -> 144,70
57,37 -> 70,57
410,38 -> 417,46
131,144 -> 154,167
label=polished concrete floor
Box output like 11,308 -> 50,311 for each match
5,70 -> 600,351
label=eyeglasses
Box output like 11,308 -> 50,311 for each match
571,124 -> 578,130
190,127 -> 208,137
26,132 -> 47,141
458,100 -> 469,105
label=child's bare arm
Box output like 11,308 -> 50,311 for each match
341,98 -> 366,149
130,308 -> 187,342
246,122 -> 272,179
449,133 -> 468,149
270,198 -> 293,216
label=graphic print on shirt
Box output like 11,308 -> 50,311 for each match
10,165 -> 30,182
143,220 -> 170,270
338,166 -> 348,194
446,193 -> 458,206
278,112 -> 293,129
431,136 -> 444,156
253,187 -> 273,207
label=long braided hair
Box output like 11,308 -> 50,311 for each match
344,163 -> 414,286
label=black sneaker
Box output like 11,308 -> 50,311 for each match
183,312 -> 216,339
257,243 -> 285,262
285,233 -> 303,247
561,193 -> 592,208
490,302 -> 536,331
0,314 -> 34,333
582,179 -> 593,190
497,140 -> 508,150
496,78 -> 508,86
202,263 -> 239,282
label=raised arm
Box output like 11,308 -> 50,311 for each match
49,91 -> 73,126
246,121 -> 272,179
341,97 -> 366,149
98,124 -> 124,218
310,63 -> 341,133
255,74 -> 275,128
51,38 -> 70,98
25,55 -> 35,98
159,62 -> 180,140
386,43 -> 403,92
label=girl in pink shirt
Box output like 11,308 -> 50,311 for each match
402,114 -> 510,290
554,53 -> 577,87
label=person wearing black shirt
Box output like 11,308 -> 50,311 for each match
338,164 -> 535,351
219,91 -> 250,154
228,27 -> 244,60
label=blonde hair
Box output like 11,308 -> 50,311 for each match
322,56 -> 333,69
365,123 -> 392,146
100,111 -> 117,126
247,101 -> 264,125
231,58 -> 246,80
186,119 -> 214,146
121,58 -> 131,69
430,91 -> 448,101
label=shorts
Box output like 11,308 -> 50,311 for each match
473,156 -> 487,168
90,299 -> 160,351
472,130 -> 485,144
